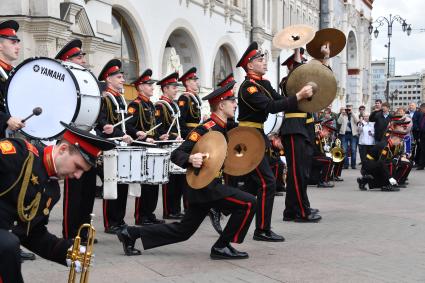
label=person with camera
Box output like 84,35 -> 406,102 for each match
370,101 -> 392,143
337,104 -> 359,169
358,113 -> 375,163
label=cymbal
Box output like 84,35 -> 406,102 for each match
273,25 -> 316,50
306,28 -> 346,59
285,62 -> 337,113
223,127 -> 265,176
186,131 -> 227,190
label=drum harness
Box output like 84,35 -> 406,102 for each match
156,99 -> 181,138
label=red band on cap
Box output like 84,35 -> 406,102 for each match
63,131 -> 101,159
103,66 -> 120,80
181,72 -> 196,82
219,76 -> 234,87
61,47 -> 81,60
240,49 -> 258,68
0,28 -> 16,37
209,89 -> 234,105
160,77 -> 178,86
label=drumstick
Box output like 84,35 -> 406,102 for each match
132,140 -> 157,146
107,137 -> 123,141
153,140 -> 184,143
21,107 -> 43,123
145,123 -> 162,135
166,117 -> 177,136
111,115 -> 133,128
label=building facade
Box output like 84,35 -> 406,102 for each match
371,58 -> 395,103
388,74 -> 422,109
1,0 -> 372,113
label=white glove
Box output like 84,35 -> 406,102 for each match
66,245 -> 87,273
389,178 -> 397,186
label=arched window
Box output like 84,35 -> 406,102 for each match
111,10 -> 139,83
213,46 -> 233,87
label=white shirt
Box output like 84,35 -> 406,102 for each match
358,121 -> 375,145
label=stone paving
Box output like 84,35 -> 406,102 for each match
22,168 -> 425,283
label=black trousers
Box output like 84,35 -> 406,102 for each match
419,132 -> 425,167
333,161 -> 343,177
62,168 -> 97,239
271,159 -> 285,192
359,144 -> 373,163
312,156 -> 332,183
244,152 -> 276,231
162,174 -> 187,217
134,184 -> 159,223
127,190 -> 256,250
362,160 -> 390,188
395,160 -> 412,184
0,229 -> 22,283
283,134 -> 313,218
103,184 -> 129,228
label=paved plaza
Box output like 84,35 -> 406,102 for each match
22,169 -> 425,283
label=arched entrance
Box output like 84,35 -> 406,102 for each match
346,31 -> 361,107
212,45 -> 235,87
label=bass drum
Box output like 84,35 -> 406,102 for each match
235,107 -> 283,135
6,57 -> 101,140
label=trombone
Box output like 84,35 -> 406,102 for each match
67,214 -> 96,283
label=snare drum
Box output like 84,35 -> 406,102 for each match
144,148 -> 170,185
6,57 -> 101,140
264,113 -> 283,135
102,146 -> 146,199
164,143 -> 186,174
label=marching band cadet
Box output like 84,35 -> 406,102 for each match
358,130 -> 408,191
0,20 -> 24,139
0,123 -> 115,283
96,59 -> 133,234
56,39 -> 99,243
280,44 -> 331,223
310,119 -> 335,188
126,69 -> 165,225
177,67 -> 202,138
155,72 -> 185,219
236,42 -> 312,241
117,81 -> 257,259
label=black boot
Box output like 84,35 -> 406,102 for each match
210,243 -> 249,260
20,249 -> 36,262
117,227 -> 142,256
357,177 -> 367,191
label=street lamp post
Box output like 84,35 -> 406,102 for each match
368,15 -> 412,103
389,89 -> 399,110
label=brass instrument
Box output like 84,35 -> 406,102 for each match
330,138 -> 345,163
67,214 -> 96,283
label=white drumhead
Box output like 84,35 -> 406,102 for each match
7,57 -> 78,139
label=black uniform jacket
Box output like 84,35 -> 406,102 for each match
170,115 -> 237,204
155,96 -> 180,139
0,61 -> 12,138
126,93 -> 157,140
237,75 -> 298,124
96,89 -> 128,138
0,138 -> 71,265
178,91 -> 202,138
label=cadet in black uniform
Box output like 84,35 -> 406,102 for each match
126,69 -> 165,226
95,59 -> 133,233
155,72 -> 185,219
56,39 -> 98,242
310,119 -> 335,188
0,20 -> 24,139
357,130 -> 407,191
236,42 -> 313,241
117,82 -> 257,259
280,46 -> 330,223
0,123 -> 115,283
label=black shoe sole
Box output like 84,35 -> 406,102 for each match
252,235 -> 285,242
117,232 -> 141,256
210,253 -> 249,260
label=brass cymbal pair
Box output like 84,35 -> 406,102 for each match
273,25 -> 346,59
186,127 -> 265,189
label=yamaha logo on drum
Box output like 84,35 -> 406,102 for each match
33,65 -> 66,82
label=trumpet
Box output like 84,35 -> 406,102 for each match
67,214 -> 96,283
330,138 -> 345,163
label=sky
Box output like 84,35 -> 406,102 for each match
371,0 -> 425,76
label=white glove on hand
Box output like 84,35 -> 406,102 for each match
389,178 -> 397,186
66,245 -> 87,273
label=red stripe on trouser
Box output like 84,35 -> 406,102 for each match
103,199 -> 109,228
135,197 -> 140,222
389,163 -> 393,176
397,164 -> 409,182
290,136 -> 305,217
162,184 -> 168,216
224,197 -> 252,242
64,177 -> 70,238
255,167 -> 267,230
